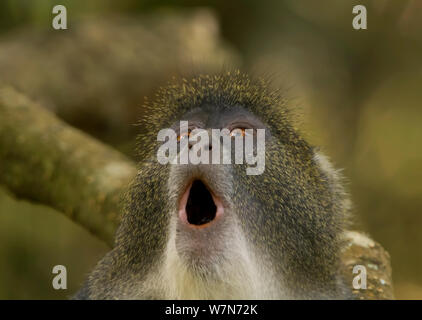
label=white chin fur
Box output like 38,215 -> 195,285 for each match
139,219 -> 286,299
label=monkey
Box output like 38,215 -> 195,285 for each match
74,71 -> 352,300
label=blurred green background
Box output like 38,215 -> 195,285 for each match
0,0 -> 421,299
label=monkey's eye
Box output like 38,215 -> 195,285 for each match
177,129 -> 191,142
230,128 -> 250,137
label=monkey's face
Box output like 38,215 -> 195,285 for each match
161,104 -> 343,293
164,105 -> 274,278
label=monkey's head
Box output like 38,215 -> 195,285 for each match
78,71 -> 351,300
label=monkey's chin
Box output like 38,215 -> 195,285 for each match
178,179 -> 224,229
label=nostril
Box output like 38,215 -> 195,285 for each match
188,143 -> 211,151
203,143 -> 212,151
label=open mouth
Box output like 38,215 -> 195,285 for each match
178,179 -> 223,227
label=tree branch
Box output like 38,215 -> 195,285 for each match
0,86 -> 136,245
341,231 -> 395,299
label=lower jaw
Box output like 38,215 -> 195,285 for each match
174,241 -> 223,277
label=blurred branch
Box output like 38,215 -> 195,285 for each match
0,87 -> 394,298
0,86 -> 136,245
342,231 -> 395,299
0,10 -> 239,153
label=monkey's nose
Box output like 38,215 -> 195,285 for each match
188,141 -> 212,150
178,179 -> 223,228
